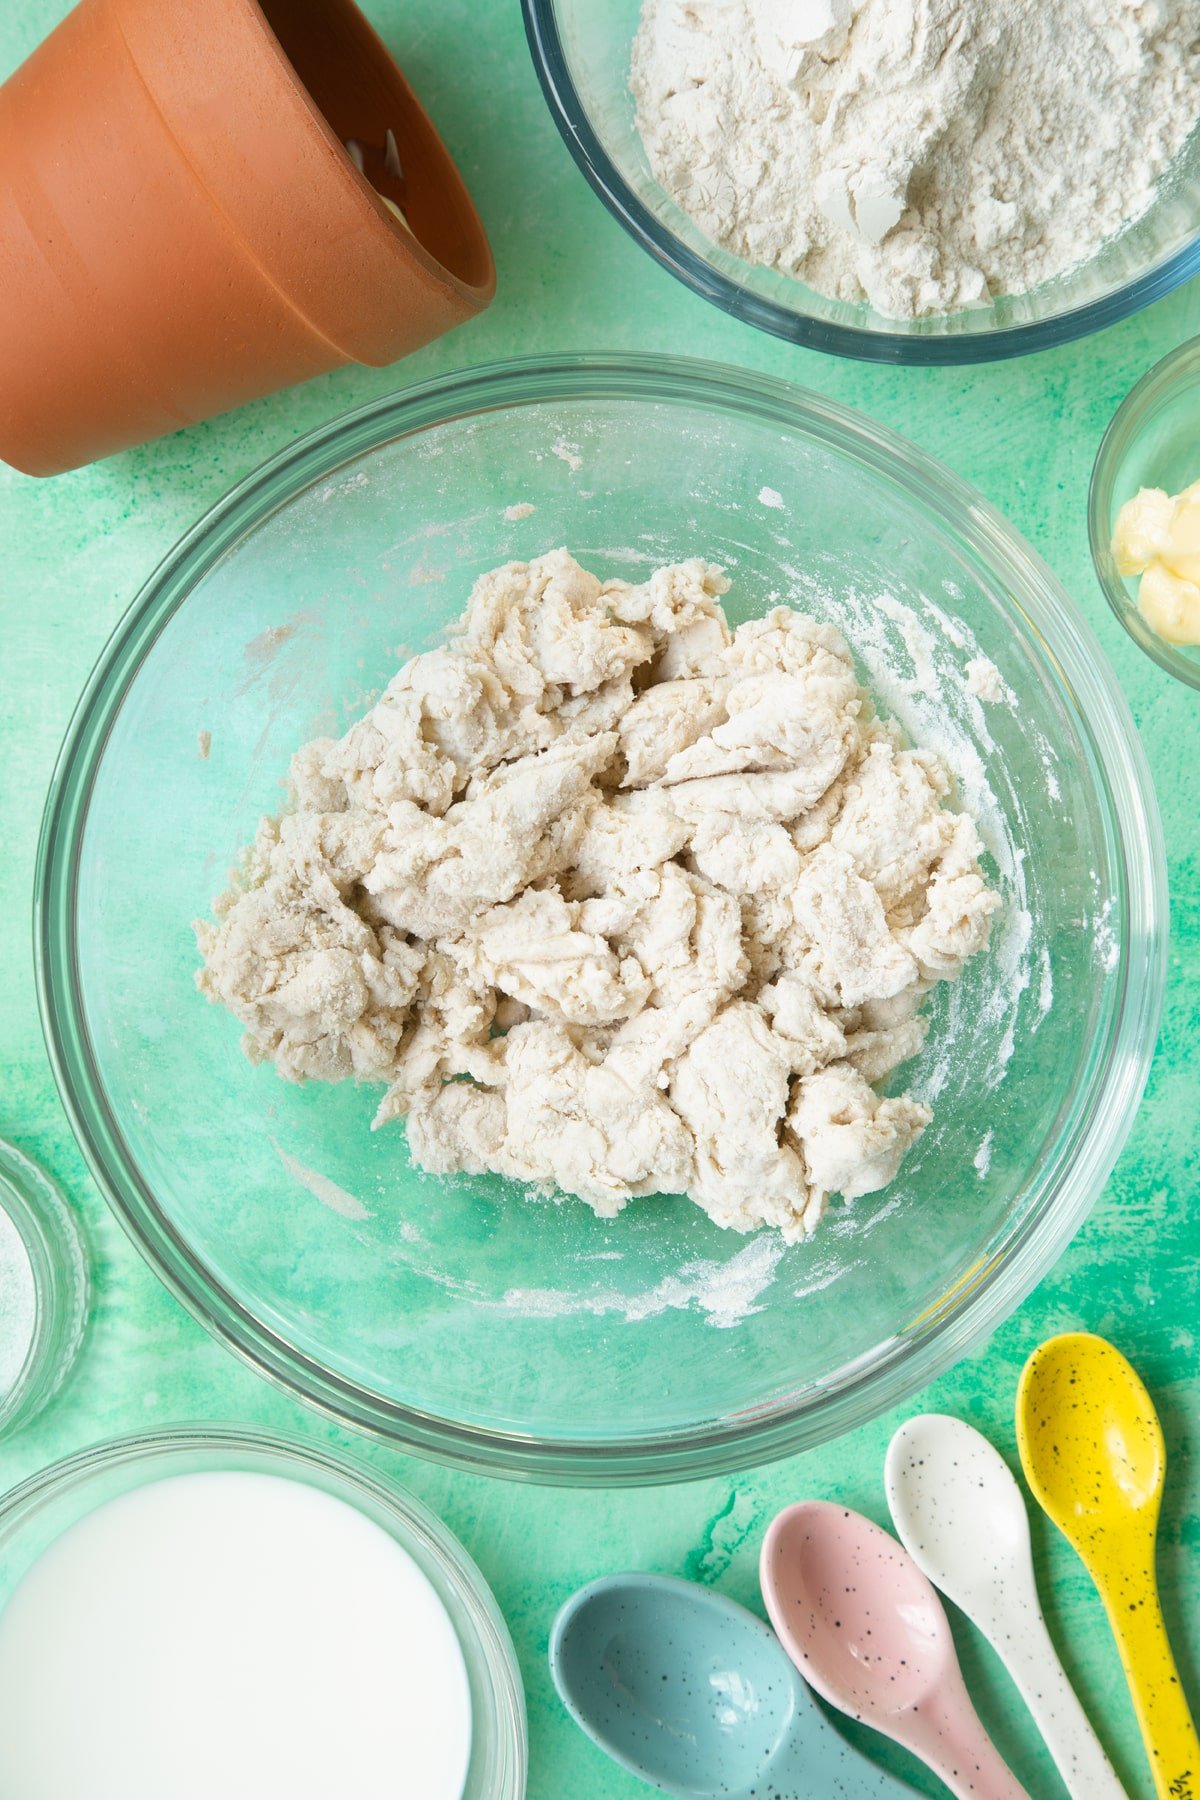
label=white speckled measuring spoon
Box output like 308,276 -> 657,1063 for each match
886,1414 -> 1128,1800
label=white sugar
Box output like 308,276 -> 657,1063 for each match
0,1205 -> 36,1401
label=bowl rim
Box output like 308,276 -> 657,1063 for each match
35,352 -> 1167,1484
0,1141 -> 89,1438
1088,333 -> 1200,692
0,1422 -> 527,1799
520,0 -> 1200,367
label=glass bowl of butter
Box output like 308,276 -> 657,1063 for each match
1090,335 -> 1200,691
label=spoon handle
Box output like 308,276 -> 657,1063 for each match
999,1610 -> 1128,1799
1106,1581 -> 1200,1800
907,1702 -> 1031,1800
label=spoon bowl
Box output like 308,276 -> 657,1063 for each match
1017,1334 -> 1200,1800
887,1413 -> 1127,1799
765,1504 -> 949,1716
762,1501 -> 1029,1799
887,1414 -> 1030,1594
550,1571 -> 916,1798
1018,1332 -> 1164,1532
552,1574 -> 795,1795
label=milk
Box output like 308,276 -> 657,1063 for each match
0,1470 -> 473,1799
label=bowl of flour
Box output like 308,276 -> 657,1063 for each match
524,0 -> 1200,361
37,356 -> 1166,1480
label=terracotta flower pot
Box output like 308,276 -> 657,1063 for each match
0,0 -> 495,476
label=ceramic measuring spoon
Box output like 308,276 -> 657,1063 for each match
1017,1333 -> 1200,1800
886,1414 -> 1127,1799
761,1501 -> 1030,1799
550,1571 -> 918,1797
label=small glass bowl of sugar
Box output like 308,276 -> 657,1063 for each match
0,1142 -> 88,1437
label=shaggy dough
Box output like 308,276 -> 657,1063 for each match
198,551 -> 999,1241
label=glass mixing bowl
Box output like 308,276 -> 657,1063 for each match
0,1426 -> 525,1798
1090,335 -> 1200,692
37,356 -> 1165,1483
523,0 -> 1200,364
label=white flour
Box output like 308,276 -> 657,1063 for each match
631,0 -> 1200,319
965,658 -> 1004,704
272,1142 -> 371,1222
497,1234 -> 786,1329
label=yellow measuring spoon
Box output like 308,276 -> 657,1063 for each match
1017,1333 -> 1199,1800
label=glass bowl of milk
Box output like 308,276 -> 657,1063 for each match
0,1426 -> 525,1800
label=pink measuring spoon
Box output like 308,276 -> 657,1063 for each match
761,1501 -> 1030,1799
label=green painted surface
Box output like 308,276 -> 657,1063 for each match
0,3 -> 1196,1795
